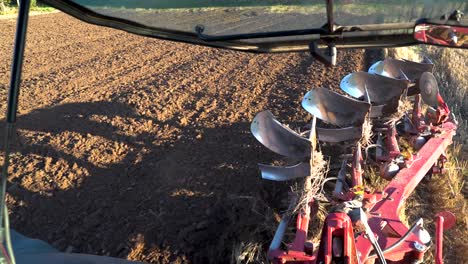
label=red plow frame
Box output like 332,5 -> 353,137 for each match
253,59 -> 458,264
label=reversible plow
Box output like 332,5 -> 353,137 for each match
251,58 -> 457,264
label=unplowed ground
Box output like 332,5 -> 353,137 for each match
1,12 -> 366,263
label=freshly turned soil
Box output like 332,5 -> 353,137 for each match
0,12 -> 365,263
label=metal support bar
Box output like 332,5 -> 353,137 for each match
326,0 -> 334,33
435,211 -> 456,264
435,216 -> 444,264
0,0 -> 31,263
6,0 -> 30,123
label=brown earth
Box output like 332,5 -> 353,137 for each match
0,12 -> 367,263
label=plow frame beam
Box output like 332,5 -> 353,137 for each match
356,121 -> 456,263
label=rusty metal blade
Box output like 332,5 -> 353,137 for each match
408,85 -> 420,96
371,58 -> 434,81
369,99 -> 400,118
259,162 -> 310,181
397,70 -> 417,97
340,72 -> 407,104
388,58 -> 434,80
419,72 -> 439,108
301,87 -> 371,127
399,69 -> 410,81
369,105 -> 385,118
251,110 -> 311,158
316,126 -> 362,143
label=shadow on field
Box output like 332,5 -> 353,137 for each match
1,50 -> 361,263
2,100 -> 288,263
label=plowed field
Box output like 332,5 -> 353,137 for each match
1,12 -> 367,263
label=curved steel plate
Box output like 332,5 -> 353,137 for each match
378,58 -> 434,81
259,162 -> 310,181
419,72 -> 439,108
340,72 -> 407,104
316,126 -> 362,143
301,87 -> 371,127
251,110 -> 311,158
368,60 -> 385,75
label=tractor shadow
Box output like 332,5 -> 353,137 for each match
1,52 -> 354,263
1,100 -> 286,263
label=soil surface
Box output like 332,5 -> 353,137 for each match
0,12 -> 366,263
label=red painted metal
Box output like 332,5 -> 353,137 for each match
436,211 -> 456,230
355,121 -> 456,263
316,213 -> 359,264
427,94 -> 450,125
386,125 -> 401,159
435,211 -> 456,264
269,199 -> 317,264
435,215 -> 444,264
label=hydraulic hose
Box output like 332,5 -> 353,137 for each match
368,218 -> 424,260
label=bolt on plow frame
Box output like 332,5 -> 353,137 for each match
251,58 -> 458,264
2,0 -> 467,263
